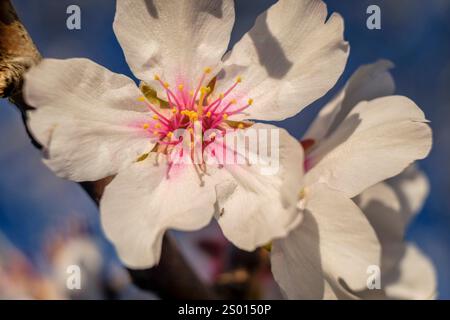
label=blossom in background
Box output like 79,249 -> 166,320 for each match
24,0 -> 348,268
348,165 -> 436,299
270,60 -> 433,299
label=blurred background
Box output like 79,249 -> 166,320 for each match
0,0 -> 449,299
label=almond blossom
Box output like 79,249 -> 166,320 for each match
24,0 -> 348,268
270,60 -> 433,299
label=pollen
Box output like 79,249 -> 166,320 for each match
299,187 -> 309,200
171,108 -> 178,114
137,96 -> 146,102
155,123 -> 161,129
163,82 -> 170,89
223,114 -> 228,120
248,98 -> 254,105
206,111 -> 212,117
237,123 -> 244,129
142,123 -> 150,129
167,132 -> 173,138
236,76 -> 242,83
152,115 -> 159,120
204,67 -> 212,74
178,84 -> 184,91
154,74 -> 160,81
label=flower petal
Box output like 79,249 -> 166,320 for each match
114,0 -> 235,92
305,96 -> 432,198
304,60 -> 395,142
383,244 -> 437,300
386,164 -> 429,223
213,124 -> 304,251
100,154 -> 222,268
216,0 -> 349,121
271,183 -> 381,299
347,244 -> 437,300
25,58 -> 155,182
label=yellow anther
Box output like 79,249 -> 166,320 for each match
223,114 -> 228,120
263,242 -> 272,252
206,111 -> 212,118
142,123 -> 150,129
219,93 -> 224,99
237,123 -> 244,129
163,82 -> 170,89
248,98 -> 254,105
155,123 -> 161,129
299,187 -> 309,200
236,76 -> 242,83
137,96 -> 146,102
178,84 -> 184,91
152,114 -> 159,120
231,99 -> 237,104
204,67 -> 212,74
167,132 -> 173,138
153,130 -> 159,135
200,86 -> 211,95
171,108 -> 178,114
154,74 -> 160,81
188,128 -> 194,134
189,90 -> 194,97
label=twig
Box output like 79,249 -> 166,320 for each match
0,0 -> 216,300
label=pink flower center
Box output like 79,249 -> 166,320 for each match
138,68 -> 253,150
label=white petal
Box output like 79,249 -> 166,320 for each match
354,166 -> 429,272
25,58 -> 155,182
100,154 -> 222,268
114,0 -> 235,92
304,59 -> 395,142
216,0 -> 349,121
305,96 -> 432,198
271,183 -> 381,299
383,244 -> 437,300
213,124 -> 304,251
354,182 -> 405,273
386,164 -> 429,223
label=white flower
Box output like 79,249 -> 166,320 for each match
271,60 -> 433,299
348,165 -> 437,300
24,0 -> 349,268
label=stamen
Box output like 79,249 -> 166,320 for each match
197,86 -> 210,117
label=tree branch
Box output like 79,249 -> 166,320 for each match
0,0 -> 216,300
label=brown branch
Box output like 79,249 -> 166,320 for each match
0,0 -> 216,300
